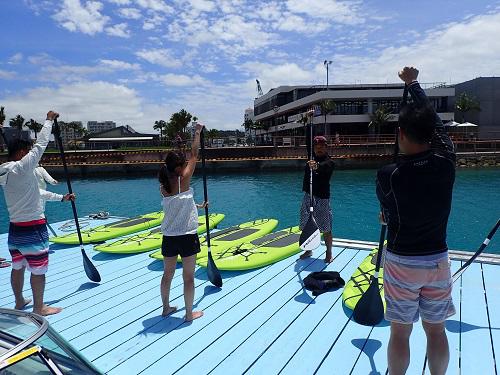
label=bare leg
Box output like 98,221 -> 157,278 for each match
388,322 -> 413,375
181,255 -> 203,321
422,321 -> 449,375
31,274 -> 62,316
161,256 -> 178,316
299,250 -> 313,260
323,231 -> 333,263
11,267 -> 31,309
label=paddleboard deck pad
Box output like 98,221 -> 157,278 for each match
94,214 -> 225,254
149,218 -> 278,261
342,247 -> 386,311
50,211 -> 164,244
197,226 -> 301,270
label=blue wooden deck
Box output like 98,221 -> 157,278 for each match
1,217 -> 499,374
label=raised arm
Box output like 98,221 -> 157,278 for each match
399,68 -> 454,157
17,111 -> 58,172
182,123 -> 204,178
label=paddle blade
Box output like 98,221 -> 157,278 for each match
206,250 -> 222,288
299,215 -> 321,251
81,248 -> 101,283
352,277 -> 384,326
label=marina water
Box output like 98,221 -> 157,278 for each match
0,168 -> 498,253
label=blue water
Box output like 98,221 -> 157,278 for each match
0,169 -> 499,253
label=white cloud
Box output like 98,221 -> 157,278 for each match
106,22 -> 131,37
158,73 -> 208,86
0,81 -> 144,126
0,70 -> 17,80
108,0 -> 131,4
142,13 -> 165,30
331,12 -> 500,84
286,0 -> 364,25
53,0 -> 110,35
8,53 -> 23,64
136,49 -> 183,68
28,53 -> 59,66
99,59 -> 140,70
136,0 -> 173,13
117,7 -> 142,19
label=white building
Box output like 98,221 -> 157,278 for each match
87,121 -> 116,134
253,83 -> 455,137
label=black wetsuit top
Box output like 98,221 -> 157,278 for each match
302,126 -> 335,199
376,81 -> 456,256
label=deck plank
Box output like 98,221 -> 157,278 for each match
105,251 -> 330,374
460,262 -> 496,374
175,248 -> 359,375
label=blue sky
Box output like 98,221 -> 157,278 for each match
1,0 -> 499,132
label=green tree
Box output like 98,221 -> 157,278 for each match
369,105 -> 394,141
166,109 -> 192,140
9,114 -> 25,130
455,92 -> 481,123
318,100 -> 336,134
153,120 -> 167,140
25,119 -> 43,139
62,121 -> 85,149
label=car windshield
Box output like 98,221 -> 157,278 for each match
0,309 -> 101,374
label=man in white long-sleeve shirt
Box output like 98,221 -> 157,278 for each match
0,111 -> 74,316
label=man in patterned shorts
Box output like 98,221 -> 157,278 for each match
299,134 -> 335,263
377,67 -> 456,375
0,111 -> 75,316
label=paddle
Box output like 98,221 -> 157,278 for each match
299,108 -> 321,251
353,224 -> 386,325
52,118 -> 101,283
352,84 -> 409,325
200,129 -> 222,288
453,218 -> 500,281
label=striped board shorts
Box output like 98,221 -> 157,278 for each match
8,220 -> 50,275
383,251 -> 455,324
299,193 -> 333,233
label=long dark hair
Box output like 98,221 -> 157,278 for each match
158,151 -> 186,194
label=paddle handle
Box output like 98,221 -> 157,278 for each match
309,111 -> 314,210
373,225 -> 386,275
53,118 -> 84,247
200,129 -> 211,249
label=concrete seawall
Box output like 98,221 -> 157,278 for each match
1,146 -> 498,177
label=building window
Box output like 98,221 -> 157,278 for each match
335,100 -> 368,115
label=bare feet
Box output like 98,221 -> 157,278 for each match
324,251 -> 333,263
33,305 -> 63,316
299,251 -> 313,260
185,311 -> 204,322
161,306 -> 177,317
14,298 -> 32,310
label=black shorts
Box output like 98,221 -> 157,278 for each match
161,234 -> 201,258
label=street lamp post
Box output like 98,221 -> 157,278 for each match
324,60 -> 332,88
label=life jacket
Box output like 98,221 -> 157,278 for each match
303,271 -> 345,296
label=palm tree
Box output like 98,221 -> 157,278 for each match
166,109 -> 192,140
369,105 -> 394,142
455,92 -> 480,123
318,100 -> 336,134
9,115 -> 25,130
25,119 -> 43,139
154,120 -> 167,141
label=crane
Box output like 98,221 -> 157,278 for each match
256,79 -> 263,97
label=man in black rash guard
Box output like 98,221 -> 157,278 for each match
299,132 -> 335,263
377,67 -> 456,375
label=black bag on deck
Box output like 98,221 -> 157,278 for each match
303,271 -> 345,296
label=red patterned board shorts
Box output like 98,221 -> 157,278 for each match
8,220 -> 49,275
383,251 -> 456,324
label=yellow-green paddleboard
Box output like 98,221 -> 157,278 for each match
149,218 -> 278,261
50,211 -> 164,245
342,246 -> 386,311
94,214 -> 225,254
197,226 -> 301,270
